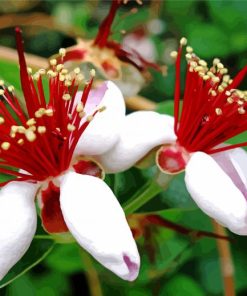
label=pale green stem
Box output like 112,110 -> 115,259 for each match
79,248 -> 103,296
123,180 -> 162,215
34,235 -> 55,240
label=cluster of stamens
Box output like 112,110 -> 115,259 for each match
0,29 -> 106,186
169,37 -> 247,154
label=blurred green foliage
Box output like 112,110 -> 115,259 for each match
0,0 -> 247,295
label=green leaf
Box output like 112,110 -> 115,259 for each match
45,243 -> 83,274
161,274 -> 206,296
156,100 -> 174,115
0,59 -> 21,92
186,23 -> 230,58
0,239 -> 55,289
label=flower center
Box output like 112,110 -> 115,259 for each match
0,29 -> 106,186
156,143 -> 190,174
39,158 -> 104,234
171,38 -> 247,156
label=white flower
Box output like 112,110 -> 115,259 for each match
98,38 -> 247,235
0,29 -> 139,282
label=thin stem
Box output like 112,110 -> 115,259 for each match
123,180 -> 162,215
212,220 -> 235,296
79,248 -> 103,296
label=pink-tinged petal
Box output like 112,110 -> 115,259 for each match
123,34 -> 157,62
60,172 -> 140,281
98,111 -> 176,173
0,181 -> 37,280
75,81 -> 126,156
185,151 -> 247,235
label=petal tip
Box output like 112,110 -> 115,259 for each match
122,254 -> 140,281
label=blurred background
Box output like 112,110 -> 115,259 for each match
0,0 -> 247,295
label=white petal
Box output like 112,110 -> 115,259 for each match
60,172 -> 140,281
0,181 -> 37,280
185,151 -> 247,235
75,81 -> 126,156
97,111 -> 176,173
123,34 -> 157,61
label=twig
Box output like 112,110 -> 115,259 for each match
125,95 -> 157,110
0,13 -> 84,38
79,248 -> 103,296
0,45 -> 48,69
212,220 -> 235,296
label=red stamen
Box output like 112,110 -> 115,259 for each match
0,29 -> 106,185
94,0 -> 121,48
171,39 -> 247,155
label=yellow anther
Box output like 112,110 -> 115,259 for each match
238,107 -> 245,114
50,59 -> 57,66
59,48 -> 66,57
17,126 -> 26,134
185,53 -> 192,60
76,74 -> 84,81
29,126 -> 36,132
215,108 -> 222,115
62,94 -> 71,101
56,64 -> 64,72
11,125 -> 18,133
37,126 -> 46,134
170,51 -> 178,59
67,123 -> 76,131
26,118 -> 36,126
25,129 -> 36,142
61,69 -> 68,75
38,69 -> 46,75
8,86 -> 14,92
45,109 -> 54,117
59,74 -> 65,82
99,106 -> 106,112
1,142 -> 10,150
65,80 -> 72,87
17,139 -> 24,145
212,76 -> 220,83
227,97 -> 234,104
180,37 -> 187,46
27,67 -> 33,74
76,102 -> 84,112
0,117 -> 4,124
0,90 -> 4,96
237,100 -> 244,105
33,73 -> 40,81
211,90 -> 217,96
74,67 -> 81,74
190,61 -> 197,68
220,68 -> 228,75
86,115 -> 94,122
213,58 -> 220,65
79,111 -> 85,118
199,60 -> 207,67
218,85 -> 224,93
0,80 -> 4,86
217,62 -> 224,69
203,75 -> 209,81
90,69 -> 96,77
186,46 -> 193,53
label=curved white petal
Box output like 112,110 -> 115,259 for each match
60,172 -> 140,281
185,151 -> 247,235
0,181 -> 37,280
97,111 -> 176,173
75,81 -> 126,156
